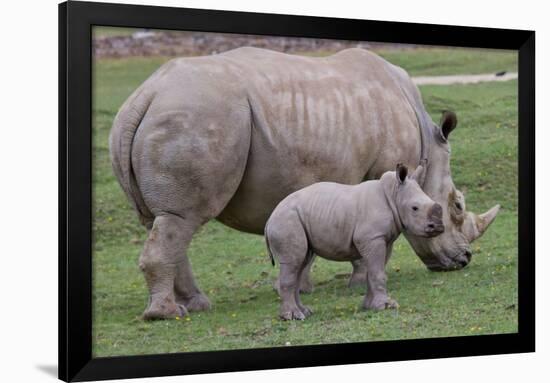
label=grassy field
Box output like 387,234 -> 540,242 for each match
92,26 -> 138,38
92,49 -> 518,357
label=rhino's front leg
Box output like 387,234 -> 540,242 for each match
357,239 -> 398,310
349,242 -> 394,288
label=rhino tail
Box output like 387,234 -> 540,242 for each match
109,88 -> 155,227
264,223 -> 276,266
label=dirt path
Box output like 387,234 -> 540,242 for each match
412,72 -> 518,85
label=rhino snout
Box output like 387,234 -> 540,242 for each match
425,222 -> 444,237
426,250 -> 472,271
457,250 -> 472,267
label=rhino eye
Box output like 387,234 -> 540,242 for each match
455,202 -> 462,211
412,206 -> 418,211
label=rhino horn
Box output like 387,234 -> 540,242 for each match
465,204 -> 501,243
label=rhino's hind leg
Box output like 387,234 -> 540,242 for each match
278,263 -> 307,320
294,252 -> 314,318
298,256 -> 315,293
139,214 -> 198,320
273,255 -> 315,295
348,259 -> 368,288
267,213 -> 312,320
131,98 -> 252,320
174,258 -> 211,312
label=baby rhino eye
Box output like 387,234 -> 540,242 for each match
455,202 -> 462,211
412,206 -> 419,211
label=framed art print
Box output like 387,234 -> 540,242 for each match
59,1 -> 535,381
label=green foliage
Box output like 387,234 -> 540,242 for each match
92,50 -> 518,357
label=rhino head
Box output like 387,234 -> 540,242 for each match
404,111 -> 500,271
393,163 -> 445,239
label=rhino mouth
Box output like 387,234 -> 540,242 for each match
424,223 -> 445,237
425,250 -> 472,272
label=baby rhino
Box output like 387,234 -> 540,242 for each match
265,163 -> 444,320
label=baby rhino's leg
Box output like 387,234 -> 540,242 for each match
356,239 -> 398,310
266,210 -> 311,320
348,242 -> 393,288
294,250 -> 314,317
273,254 -> 315,294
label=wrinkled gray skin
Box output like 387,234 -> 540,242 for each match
265,164 -> 444,320
110,47 -> 500,320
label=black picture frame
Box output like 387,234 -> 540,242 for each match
59,1 -> 535,381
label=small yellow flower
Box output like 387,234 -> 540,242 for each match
175,316 -> 181,320
185,317 -> 191,322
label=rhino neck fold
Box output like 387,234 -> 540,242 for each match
384,64 -> 432,187
400,86 -> 432,187
381,176 -> 405,234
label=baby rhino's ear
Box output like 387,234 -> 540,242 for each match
396,163 -> 408,184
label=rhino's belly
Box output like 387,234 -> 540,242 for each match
216,144 -> 370,234
308,224 -> 361,261
314,246 -> 362,262
216,174 -> 361,235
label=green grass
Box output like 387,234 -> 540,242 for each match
376,48 -> 517,76
92,49 -> 518,357
93,26 -> 140,38
291,48 -> 516,76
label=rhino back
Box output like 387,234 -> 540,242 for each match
217,48 -> 423,233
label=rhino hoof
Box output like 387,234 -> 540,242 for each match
143,303 -> 188,320
180,293 -> 212,312
300,305 -> 314,317
364,297 -> 399,311
280,308 -> 306,321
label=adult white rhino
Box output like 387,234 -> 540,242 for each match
110,47 -> 499,320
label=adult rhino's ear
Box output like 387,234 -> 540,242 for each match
396,163 -> 408,184
440,110 -> 457,140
